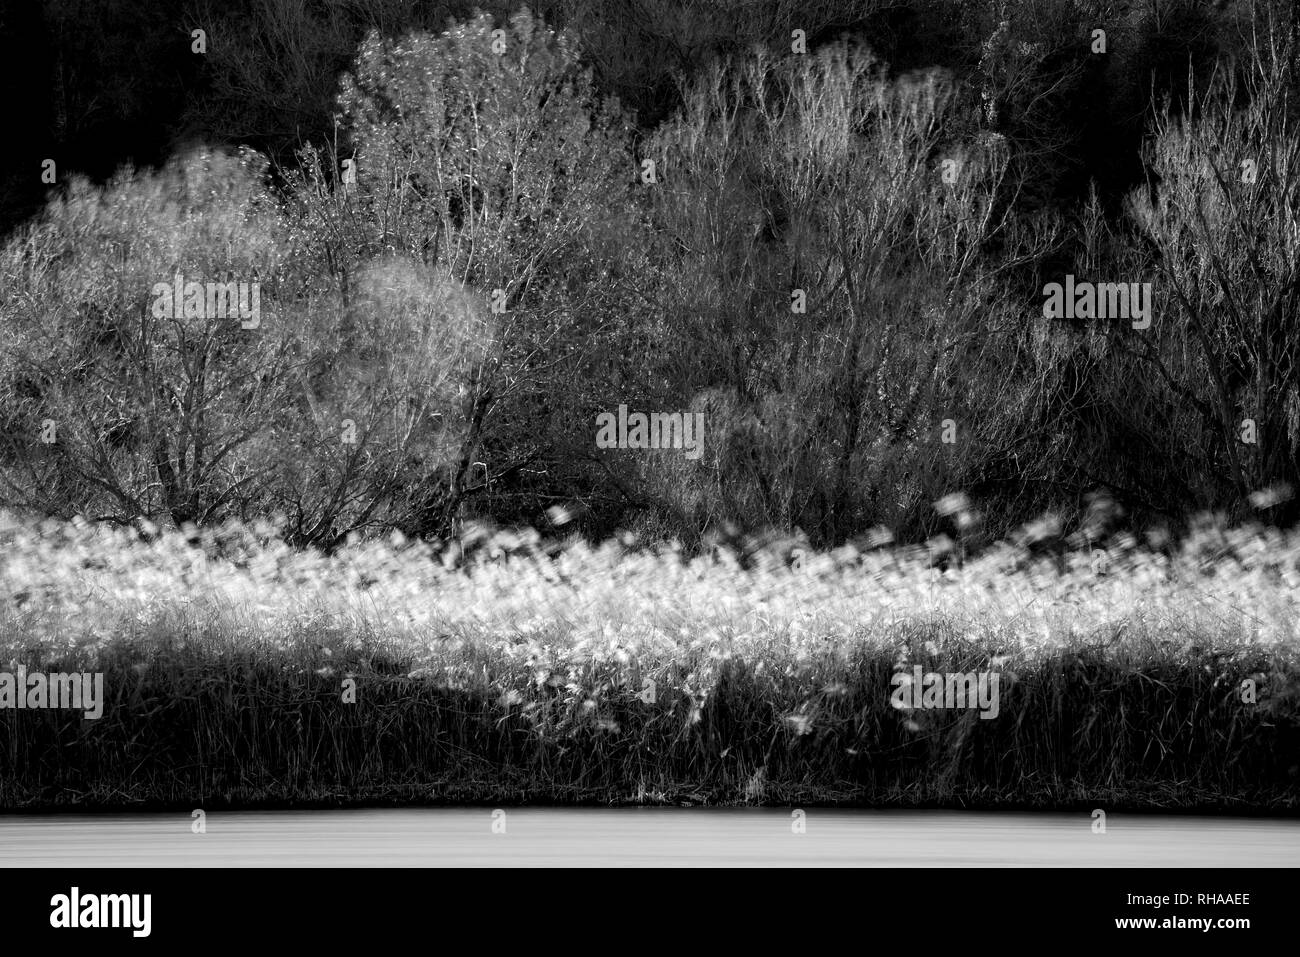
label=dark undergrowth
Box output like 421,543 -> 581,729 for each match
3,630 -> 1296,811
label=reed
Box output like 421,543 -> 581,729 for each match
0,512 -> 1295,810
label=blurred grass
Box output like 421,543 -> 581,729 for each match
0,511 -> 1297,810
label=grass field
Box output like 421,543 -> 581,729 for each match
0,512 -> 1297,811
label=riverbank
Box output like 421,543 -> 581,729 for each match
1,514 -> 1297,810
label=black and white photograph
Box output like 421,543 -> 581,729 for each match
0,0 -> 1295,941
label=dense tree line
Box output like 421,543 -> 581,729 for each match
1,0 -> 1298,550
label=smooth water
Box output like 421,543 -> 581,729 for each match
1,809 -> 1295,867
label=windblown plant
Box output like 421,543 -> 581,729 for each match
0,509 -> 1295,809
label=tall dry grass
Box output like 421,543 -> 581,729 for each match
0,511 -> 1296,809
